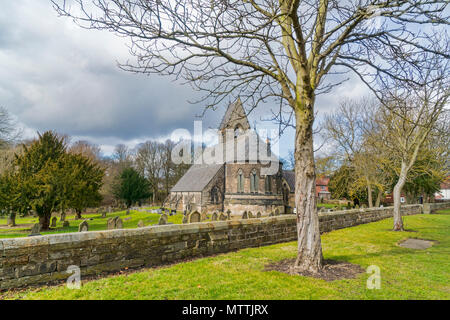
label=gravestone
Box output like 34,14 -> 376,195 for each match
257,212 -> 261,218
355,204 -> 360,209
157,208 -> 162,214
115,217 -> 123,229
28,223 -> 41,237
219,212 -> 227,221
211,212 -> 218,221
226,210 -> 231,220
126,208 -> 130,215
247,211 -> 253,218
182,215 -> 188,224
137,220 -> 145,228
158,213 -> 168,225
50,217 -> 57,228
78,220 -> 89,232
107,218 -> 116,230
108,206 -> 112,213
275,209 -> 280,216
101,209 -> 107,218
188,211 -> 201,223
62,221 -> 70,228
361,204 -> 367,209
242,211 -> 248,219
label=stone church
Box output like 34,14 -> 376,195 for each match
168,98 -> 296,216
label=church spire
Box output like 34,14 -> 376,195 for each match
218,97 -> 251,132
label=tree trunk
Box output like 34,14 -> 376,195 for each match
367,180 -> 373,208
39,214 -> 51,230
75,210 -> 82,220
7,210 -> 16,227
293,96 -> 323,273
393,162 -> 408,231
375,189 -> 382,207
60,210 -> 66,222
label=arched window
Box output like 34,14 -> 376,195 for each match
265,175 -> 272,194
250,169 -> 259,193
237,169 -> 244,193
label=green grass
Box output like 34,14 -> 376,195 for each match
0,209 -> 184,239
3,211 -> 449,300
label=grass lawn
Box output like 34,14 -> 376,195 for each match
0,209 -> 184,239
3,210 -> 449,300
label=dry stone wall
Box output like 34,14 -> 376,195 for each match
0,203 -> 444,290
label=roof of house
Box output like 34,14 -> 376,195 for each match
316,176 -> 330,186
170,164 -> 223,192
282,170 -> 295,192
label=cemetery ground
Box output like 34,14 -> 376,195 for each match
0,209 -> 184,239
2,209 -> 449,300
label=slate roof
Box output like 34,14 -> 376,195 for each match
170,164 -> 223,192
282,170 -> 295,192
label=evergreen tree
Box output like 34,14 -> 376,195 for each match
113,167 -> 151,208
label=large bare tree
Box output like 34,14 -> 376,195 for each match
52,0 -> 449,272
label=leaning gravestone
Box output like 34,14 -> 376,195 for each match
242,211 -> 248,219
211,212 -> 218,221
219,212 -> 227,221
137,220 -> 145,228
188,211 -> 201,223
257,212 -> 261,218
115,217 -> 123,229
158,213 -> 168,225
50,217 -> 57,228
107,217 -> 116,230
28,223 -> 41,237
78,220 -> 89,232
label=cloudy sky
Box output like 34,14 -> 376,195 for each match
0,1 -> 370,158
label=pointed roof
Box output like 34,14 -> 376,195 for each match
170,164 -> 223,192
219,98 -> 251,131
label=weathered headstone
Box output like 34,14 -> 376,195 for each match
158,213 -> 168,225
137,220 -> 145,228
211,212 -> 218,221
101,209 -> 107,218
226,210 -> 231,220
247,211 -> 253,218
50,217 -> 57,228
188,211 -> 201,223
107,217 -> 116,230
28,223 -> 41,237
78,220 -> 89,232
62,221 -> 70,228
242,211 -> 248,219
115,217 -> 123,229
257,212 -> 261,218
219,212 -> 227,221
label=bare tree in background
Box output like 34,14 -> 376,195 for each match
370,62 -> 449,231
52,0 -> 449,273
135,141 -> 163,204
0,107 -> 21,148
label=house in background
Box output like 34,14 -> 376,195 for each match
435,176 -> 450,201
316,176 -> 331,201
